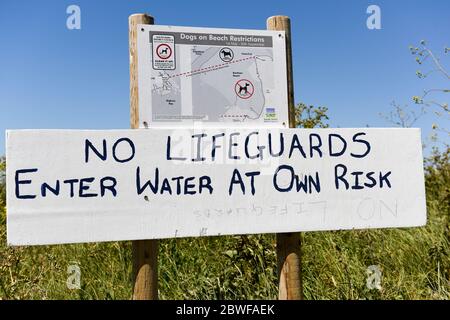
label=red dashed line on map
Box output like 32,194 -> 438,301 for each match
168,56 -> 256,78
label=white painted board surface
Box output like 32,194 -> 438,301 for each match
6,128 -> 426,245
137,25 -> 289,127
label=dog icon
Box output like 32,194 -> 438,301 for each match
220,48 -> 233,62
238,82 -> 250,95
160,47 -> 168,55
221,49 -> 232,58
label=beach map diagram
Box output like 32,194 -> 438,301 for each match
138,25 -> 288,126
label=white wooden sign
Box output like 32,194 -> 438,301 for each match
137,25 -> 288,127
6,128 -> 426,245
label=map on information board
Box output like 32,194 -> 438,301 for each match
137,25 -> 289,127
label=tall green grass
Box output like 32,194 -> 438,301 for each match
1,203 -> 448,299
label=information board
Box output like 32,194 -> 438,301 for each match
137,25 -> 289,127
6,128 -> 426,245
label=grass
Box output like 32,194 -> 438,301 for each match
0,174 -> 449,300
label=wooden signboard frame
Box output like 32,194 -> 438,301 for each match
128,13 -> 302,300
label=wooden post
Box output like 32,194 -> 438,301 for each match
267,15 -> 303,300
129,13 -> 159,300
